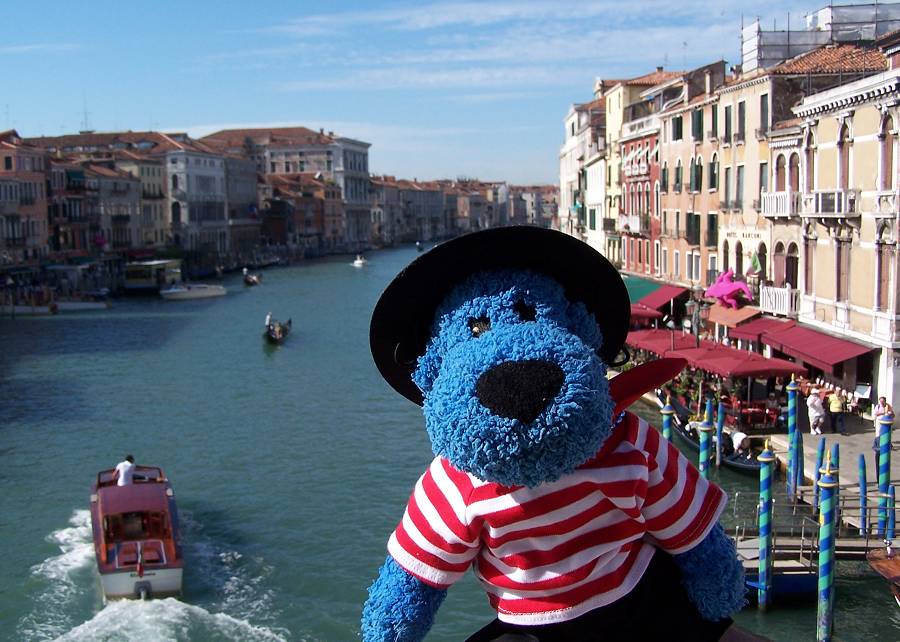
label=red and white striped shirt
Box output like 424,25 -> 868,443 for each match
387,412 -> 727,625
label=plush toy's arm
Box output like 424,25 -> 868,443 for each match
361,556 -> 448,642
673,523 -> 746,621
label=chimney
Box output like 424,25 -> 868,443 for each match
319,128 -> 324,135
656,66 -> 663,73
328,131 -> 334,137
705,70 -> 711,95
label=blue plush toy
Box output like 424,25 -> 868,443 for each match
365,227 -> 746,641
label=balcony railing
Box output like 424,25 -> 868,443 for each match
705,269 -> 720,287
685,225 -> 701,246
0,201 -> 16,215
3,236 -> 26,247
111,214 -> 131,224
617,214 -> 644,233
19,195 -> 35,205
706,129 -> 718,141
601,218 -> 617,232
755,127 -> 767,141
801,189 -> 859,217
142,190 -> 165,200
734,130 -> 745,144
759,285 -> 800,317
761,191 -> 801,217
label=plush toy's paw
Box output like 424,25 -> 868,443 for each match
673,523 -> 746,621
361,556 -> 447,642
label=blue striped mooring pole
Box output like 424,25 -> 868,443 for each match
829,442 -> 841,535
698,397 -> 714,480
787,375 -> 799,499
889,486 -> 896,540
661,395 -> 674,442
859,454 -> 868,537
816,452 -> 838,642
814,438 -> 826,512
757,440 -> 776,611
877,415 -> 893,535
716,399 -> 725,468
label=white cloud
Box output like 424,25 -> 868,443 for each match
0,43 -> 80,54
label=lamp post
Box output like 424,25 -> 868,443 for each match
684,284 -> 710,348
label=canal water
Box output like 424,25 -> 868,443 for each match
1,245 -> 897,641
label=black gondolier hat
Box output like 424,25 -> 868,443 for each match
370,226 -> 631,405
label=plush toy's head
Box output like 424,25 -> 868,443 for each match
370,227 -> 631,488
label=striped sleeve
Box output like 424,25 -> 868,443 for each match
639,421 -> 727,555
387,458 -> 481,589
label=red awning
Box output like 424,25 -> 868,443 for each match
630,303 -> 663,320
761,325 -> 872,372
626,329 -> 708,356
706,302 -> 761,328
668,343 -> 805,379
637,285 -> 688,311
729,317 -> 796,343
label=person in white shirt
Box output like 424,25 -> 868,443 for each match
114,455 -> 135,486
807,389 -> 825,435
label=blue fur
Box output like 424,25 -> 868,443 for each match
361,557 -> 446,642
673,523 -> 747,620
413,270 -> 612,487
363,268 -> 743,640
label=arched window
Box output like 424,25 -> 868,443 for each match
838,123 -> 851,190
882,115 -> 895,191
803,228 -> 815,293
805,131 -> 816,192
786,242 -> 799,289
876,224 -> 894,310
675,159 -> 683,192
775,154 -> 786,191
644,181 -> 651,215
689,158 -> 697,192
661,162 -> 669,192
654,181 -> 660,217
735,241 -> 744,276
171,201 -> 181,224
709,153 -> 718,189
789,153 -> 800,192
773,241 -> 786,286
757,242 -> 767,281
695,156 -> 703,192
171,174 -> 179,191
722,239 -> 730,272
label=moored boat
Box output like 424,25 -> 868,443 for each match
352,255 -> 368,268
264,318 -> 292,344
89,466 -> 183,600
160,283 -> 226,300
867,545 -> 900,607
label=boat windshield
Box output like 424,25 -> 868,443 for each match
104,511 -> 169,541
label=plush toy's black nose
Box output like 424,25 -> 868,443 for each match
475,359 -> 565,423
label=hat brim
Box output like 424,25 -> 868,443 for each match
369,226 -> 631,405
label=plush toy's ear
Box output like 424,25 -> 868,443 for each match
609,358 -> 687,414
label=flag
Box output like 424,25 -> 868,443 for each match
136,542 -> 144,578
748,251 -> 762,275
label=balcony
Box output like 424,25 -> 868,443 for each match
755,128 -> 767,141
3,236 -> 26,247
801,189 -> 859,217
0,201 -> 16,215
111,214 -> 131,224
707,129 -> 718,141
759,285 -> 800,317
761,191 -> 801,217
734,130 -> 745,144
142,189 -> 165,200
19,195 -> 35,205
601,218 -> 617,232
172,189 -> 187,201
617,214 -> 644,233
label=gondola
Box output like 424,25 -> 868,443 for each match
655,391 -> 761,475
264,318 -> 291,344
242,267 -> 262,286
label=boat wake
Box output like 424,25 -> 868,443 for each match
18,509 -> 289,641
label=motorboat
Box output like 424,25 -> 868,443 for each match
160,283 -> 226,300
264,318 -> 292,344
89,466 -> 183,600
415,241 -> 424,252
352,255 -> 368,268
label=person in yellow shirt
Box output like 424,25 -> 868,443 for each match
827,392 -> 848,435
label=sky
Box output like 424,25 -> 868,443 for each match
2,0 -> 831,184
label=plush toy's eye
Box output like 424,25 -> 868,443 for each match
513,299 -> 536,322
468,316 -> 491,337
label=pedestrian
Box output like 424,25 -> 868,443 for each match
873,396 -> 894,427
807,388 -> 825,435
827,391 -> 849,436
